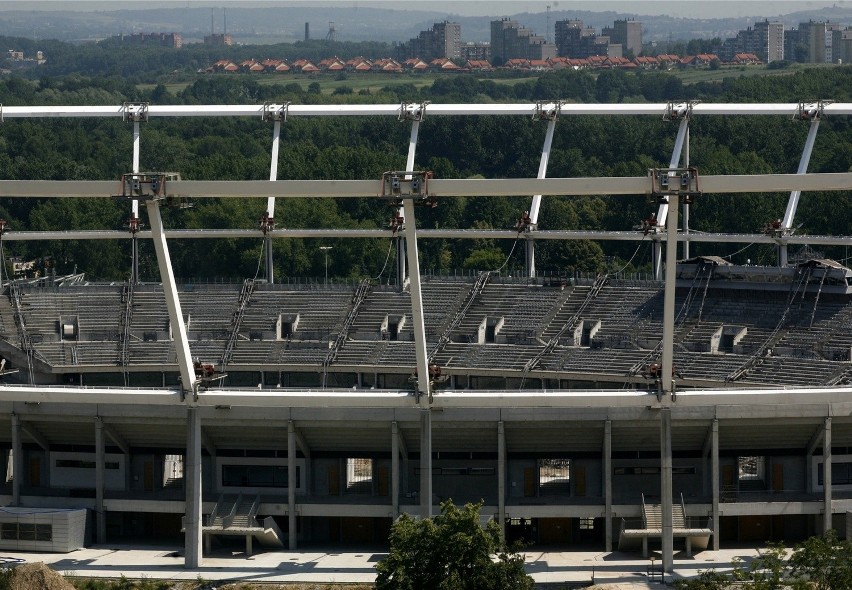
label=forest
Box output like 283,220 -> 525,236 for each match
0,65 -> 850,283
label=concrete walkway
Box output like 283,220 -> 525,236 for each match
0,544 -> 767,586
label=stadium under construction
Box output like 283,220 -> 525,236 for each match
0,101 -> 850,573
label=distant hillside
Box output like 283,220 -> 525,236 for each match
0,5 -> 850,45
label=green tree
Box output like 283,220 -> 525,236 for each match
375,500 -> 533,590
789,530 -> 852,590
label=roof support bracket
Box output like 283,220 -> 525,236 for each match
664,100 -> 699,121
262,102 -> 289,122
399,101 -> 429,122
533,100 -> 561,121
122,102 -> 149,123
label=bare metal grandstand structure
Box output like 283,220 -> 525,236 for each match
0,101 -> 851,572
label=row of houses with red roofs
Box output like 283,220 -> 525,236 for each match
207,52 -> 761,74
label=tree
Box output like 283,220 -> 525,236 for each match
789,530 -> 852,590
375,500 -> 533,590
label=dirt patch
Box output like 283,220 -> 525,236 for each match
10,563 -> 77,590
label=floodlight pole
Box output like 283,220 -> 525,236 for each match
320,246 -> 332,283
527,108 -> 558,278
780,111 -> 821,267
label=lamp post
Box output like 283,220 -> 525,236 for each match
319,246 -> 332,284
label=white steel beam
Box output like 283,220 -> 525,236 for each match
146,201 -> 197,399
4,103 -> 852,119
780,119 -> 821,266
526,117 -> 557,277
653,119 -> 689,279
3,227 -> 852,247
4,172 -> 851,200
1,385 -> 852,411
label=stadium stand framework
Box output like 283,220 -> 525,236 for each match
0,101 -> 850,572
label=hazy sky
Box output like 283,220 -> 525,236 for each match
10,0 -> 851,19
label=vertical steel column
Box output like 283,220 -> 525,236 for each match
265,119 -> 281,283
497,420 -> 506,537
604,419 -> 613,552
711,419 -> 720,551
526,117 -> 557,278
392,421 -> 400,517
682,127 -> 690,261
146,201 -> 197,397
11,414 -> 20,506
780,119 -> 821,267
660,408 -> 674,573
653,119 -> 688,280
185,407 -> 202,568
288,420 -> 297,549
824,416 -> 833,534
95,417 -> 106,544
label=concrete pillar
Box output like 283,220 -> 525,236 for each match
824,417 -> 832,534
11,414 -> 21,506
288,420 -> 297,550
392,421 -> 400,517
660,408 -> 673,573
95,417 -> 106,544
498,421 -> 506,537
604,420 -> 613,552
185,407 -> 203,568
711,419 -> 720,551
420,409 -> 432,518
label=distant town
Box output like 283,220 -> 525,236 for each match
112,16 -> 851,75
4,13 -> 851,77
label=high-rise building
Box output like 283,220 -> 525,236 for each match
490,18 -> 555,65
798,21 -> 828,63
832,27 -> 852,63
555,19 -> 608,58
605,18 -> 642,56
754,20 -> 784,62
397,21 -> 461,61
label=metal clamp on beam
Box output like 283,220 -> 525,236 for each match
533,101 -> 561,121
114,172 -> 187,206
122,102 -> 149,123
382,170 -> 435,207
795,99 -> 831,121
399,101 -> 429,122
262,102 -> 290,122
663,100 -> 699,121
0,104 -> 4,124
650,167 -> 701,204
